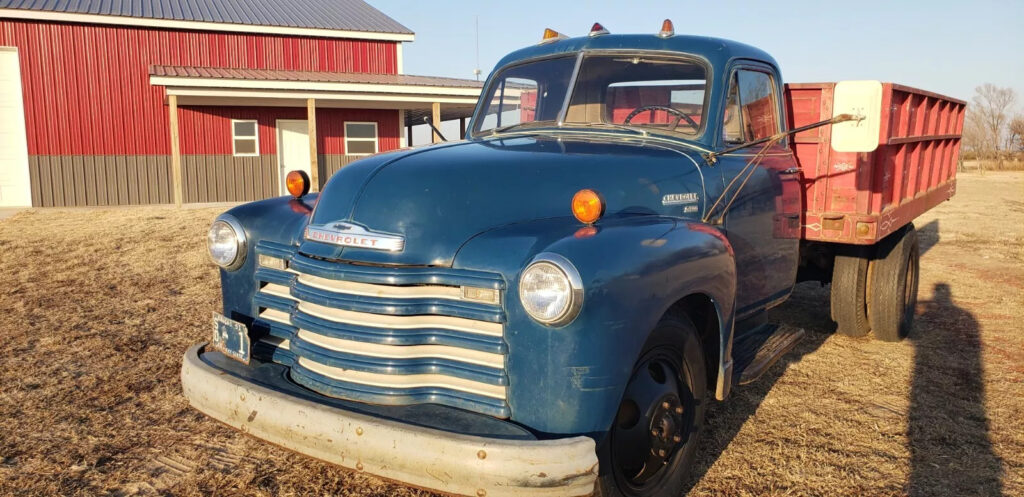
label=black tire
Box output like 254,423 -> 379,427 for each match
868,224 -> 920,342
831,246 -> 873,337
594,313 -> 707,497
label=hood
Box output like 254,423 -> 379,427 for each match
300,134 -> 706,266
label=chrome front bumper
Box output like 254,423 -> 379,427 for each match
181,344 -> 599,497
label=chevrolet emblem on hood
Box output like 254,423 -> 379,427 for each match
305,221 -> 405,252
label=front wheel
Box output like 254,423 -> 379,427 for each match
595,313 -> 707,497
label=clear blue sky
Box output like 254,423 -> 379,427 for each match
371,0 -> 1023,141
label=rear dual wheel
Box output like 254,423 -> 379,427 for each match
868,224 -> 920,342
831,247 -> 872,337
595,314 -> 706,497
830,224 -> 920,341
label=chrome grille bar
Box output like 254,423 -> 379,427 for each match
251,242 -> 510,418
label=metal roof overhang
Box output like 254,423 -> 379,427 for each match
150,73 -> 484,121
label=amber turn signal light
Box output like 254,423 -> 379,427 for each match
286,170 -> 310,198
572,189 -> 604,224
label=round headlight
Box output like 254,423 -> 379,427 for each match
519,253 -> 583,326
207,216 -> 246,270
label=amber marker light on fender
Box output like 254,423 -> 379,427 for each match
572,189 -> 605,224
286,170 -> 310,198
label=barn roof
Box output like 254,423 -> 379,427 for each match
148,64 -> 485,130
0,0 -> 413,40
151,65 -> 483,89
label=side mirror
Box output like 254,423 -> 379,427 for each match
831,80 -> 882,153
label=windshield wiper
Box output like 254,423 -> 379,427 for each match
476,121 -> 554,138
565,122 -> 711,156
572,122 -> 650,136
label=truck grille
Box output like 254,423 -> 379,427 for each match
249,241 -> 510,418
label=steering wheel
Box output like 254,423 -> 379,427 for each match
623,105 -> 699,132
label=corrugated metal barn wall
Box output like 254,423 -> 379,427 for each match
0,19 -> 398,206
177,106 -> 400,203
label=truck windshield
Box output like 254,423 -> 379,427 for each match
474,53 -> 708,137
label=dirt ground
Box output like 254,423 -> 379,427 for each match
0,172 -> 1021,496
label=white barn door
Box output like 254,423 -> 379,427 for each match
0,47 -> 32,207
276,119 -> 311,195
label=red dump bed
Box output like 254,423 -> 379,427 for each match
785,83 -> 966,245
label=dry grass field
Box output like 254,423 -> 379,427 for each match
0,172 -> 1021,496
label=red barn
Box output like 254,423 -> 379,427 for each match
0,0 -> 482,207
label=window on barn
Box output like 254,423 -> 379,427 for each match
231,119 -> 259,156
345,122 -> 378,155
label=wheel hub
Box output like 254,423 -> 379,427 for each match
648,396 -> 684,461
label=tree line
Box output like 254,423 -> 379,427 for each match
962,83 -> 1022,170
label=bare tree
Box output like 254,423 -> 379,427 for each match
971,84 -> 1016,169
961,110 -> 986,155
1009,115 -> 1024,153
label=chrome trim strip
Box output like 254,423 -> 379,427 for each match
258,308 -> 292,325
260,283 -> 295,300
297,273 -> 464,301
297,356 -> 507,399
298,301 -> 504,337
296,329 -> 504,368
259,336 -> 291,350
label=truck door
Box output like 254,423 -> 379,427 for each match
716,66 -> 800,317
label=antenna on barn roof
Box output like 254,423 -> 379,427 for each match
473,15 -> 482,81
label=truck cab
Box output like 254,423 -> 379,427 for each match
184,22 -> 961,497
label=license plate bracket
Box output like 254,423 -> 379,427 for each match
211,312 -> 251,364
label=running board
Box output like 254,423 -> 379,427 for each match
731,324 -> 805,385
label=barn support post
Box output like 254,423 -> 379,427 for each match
397,109 -> 406,148
407,124 -> 413,147
168,94 -> 183,207
460,117 -> 467,139
431,102 -> 442,143
307,98 -> 319,191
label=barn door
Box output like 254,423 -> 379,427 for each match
0,47 -> 32,207
276,119 -> 311,195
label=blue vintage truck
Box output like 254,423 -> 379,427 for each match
184,22 -> 962,497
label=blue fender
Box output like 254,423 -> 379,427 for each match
453,214 -> 736,435
217,195 -> 317,323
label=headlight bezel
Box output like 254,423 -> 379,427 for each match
518,252 -> 584,327
208,214 -> 247,271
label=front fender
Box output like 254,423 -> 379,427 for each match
453,215 -> 736,435
217,195 -> 317,323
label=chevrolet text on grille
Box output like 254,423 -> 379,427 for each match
304,222 -> 405,252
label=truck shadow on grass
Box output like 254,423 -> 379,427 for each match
683,279 -> 1004,496
906,282 -> 1003,496
916,219 -> 940,255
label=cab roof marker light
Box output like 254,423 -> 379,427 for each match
589,22 -> 609,37
658,19 -> 675,38
540,28 -> 567,44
